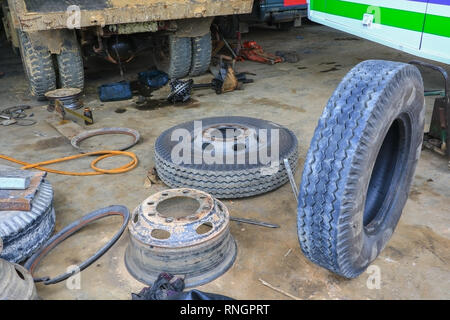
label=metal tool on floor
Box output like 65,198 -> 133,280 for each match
222,37 -> 238,59
191,79 -> 223,94
409,60 -> 450,164
284,158 -> 299,203
230,217 -> 279,229
0,105 -> 36,126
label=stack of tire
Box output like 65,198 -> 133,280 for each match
0,171 -> 55,263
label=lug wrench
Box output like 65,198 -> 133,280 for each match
231,217 -> 280,229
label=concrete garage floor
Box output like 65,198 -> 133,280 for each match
0,23 -> 449,300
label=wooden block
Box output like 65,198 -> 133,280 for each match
46,117 -> 84,141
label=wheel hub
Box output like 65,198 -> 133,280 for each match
195,123 -> 263,156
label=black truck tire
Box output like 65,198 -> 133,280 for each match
18,30 -> 56,100
56,30 -> 84,90
155,116 -> 299,199
189,32 -> 212,77
298,60 -> 425,278
153,35 -> 192,79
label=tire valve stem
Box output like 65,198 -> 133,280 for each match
83,107 -> 94,125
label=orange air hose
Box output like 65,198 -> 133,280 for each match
0,150 -> 138,176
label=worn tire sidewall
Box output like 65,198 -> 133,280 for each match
345,67 -> 425,275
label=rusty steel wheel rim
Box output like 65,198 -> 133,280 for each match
45,88 -> 83,110
125,188 -> 237,288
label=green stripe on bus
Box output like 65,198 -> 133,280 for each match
424,14 -> 450,38
310,0 -> 450,38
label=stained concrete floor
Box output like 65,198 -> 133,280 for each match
0,23 -> 449,300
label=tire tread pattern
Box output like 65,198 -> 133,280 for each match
56,30 -> 84,90
189,32 -> 212,77
155,35 -> 192,79
298,60 -> 423,278
18,30 -> 56,99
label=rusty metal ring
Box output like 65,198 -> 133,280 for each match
24,205 -> 130,285
71,127 -> 140,153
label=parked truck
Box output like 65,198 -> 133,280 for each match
244,0 -> 307,30
216,0 -> 307,38
1,0 -> 254,99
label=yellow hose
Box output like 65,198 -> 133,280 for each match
0,150 -> 138,176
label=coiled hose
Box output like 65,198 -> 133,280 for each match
0,150 -> 138,176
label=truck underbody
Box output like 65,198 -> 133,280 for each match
1,0 -> 254,99
8,0 -> 253,32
